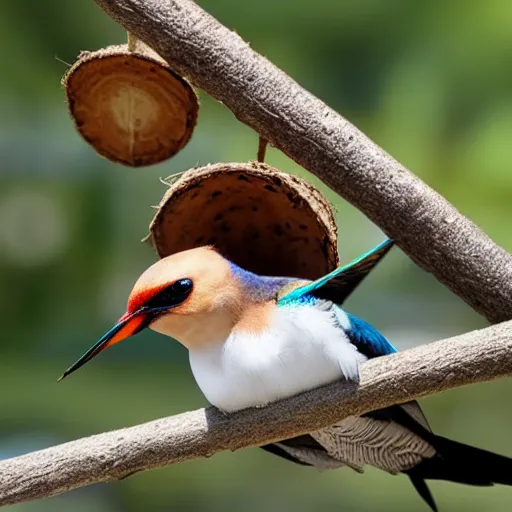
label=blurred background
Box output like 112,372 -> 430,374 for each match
1,0 -> 512,511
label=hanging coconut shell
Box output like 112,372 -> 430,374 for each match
62,41 -> 198,167
147,162 -> 339,279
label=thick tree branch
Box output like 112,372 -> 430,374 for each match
89,0 -> 512,323
1,321 -> 511,506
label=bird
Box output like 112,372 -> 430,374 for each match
59,239 -> 512,511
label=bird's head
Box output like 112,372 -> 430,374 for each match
58,246 -> 243,381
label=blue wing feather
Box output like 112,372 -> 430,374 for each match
344,312 -> 398,359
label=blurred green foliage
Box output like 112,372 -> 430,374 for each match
1,1 -> 511,511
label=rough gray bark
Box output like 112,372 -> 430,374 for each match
1,320 -> 511,506
90,0 -> 512,323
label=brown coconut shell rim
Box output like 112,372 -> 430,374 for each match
147,162 -> 339,279
62,44 -> 199,167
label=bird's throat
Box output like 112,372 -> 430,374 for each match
150,309 -> 236,350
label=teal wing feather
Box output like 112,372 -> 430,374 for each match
278,238 -> 394,306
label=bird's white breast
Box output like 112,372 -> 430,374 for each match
188,304 -> 366,412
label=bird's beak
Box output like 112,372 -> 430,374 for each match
57,310 -> 148,382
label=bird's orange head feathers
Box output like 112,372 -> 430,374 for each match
58,247 -> 248,381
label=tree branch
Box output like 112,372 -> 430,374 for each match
1,321 -> 511,506
89,0 -> 512,323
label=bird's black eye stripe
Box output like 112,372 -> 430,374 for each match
146,278 -> 193,310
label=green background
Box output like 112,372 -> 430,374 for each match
1,1 -> 511,511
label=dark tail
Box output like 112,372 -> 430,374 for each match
406,435 -> 512,511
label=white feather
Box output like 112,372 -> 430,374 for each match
189,304 -> 366,412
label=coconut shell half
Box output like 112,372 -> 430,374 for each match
148,162 -> 339,279
62,44 -> 198,167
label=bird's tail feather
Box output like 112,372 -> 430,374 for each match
408,475 -> 438,512
405,435 -> 512,511
409,435 -> 512,486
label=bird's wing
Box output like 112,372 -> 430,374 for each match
341,310 -> 398,358
341,310 -> 432,432
277,238 -> 394,306
275,236 -> 433,451
260,435 -> 346,469
399,401 -> 432,433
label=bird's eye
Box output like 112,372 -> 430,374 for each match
146,278 -> 193,310
171,278 -> 193,295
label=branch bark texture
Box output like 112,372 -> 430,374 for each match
1,321 -> 511,506
90,0 -> 512,323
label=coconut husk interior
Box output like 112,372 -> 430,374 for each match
149,163 -> 339,279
